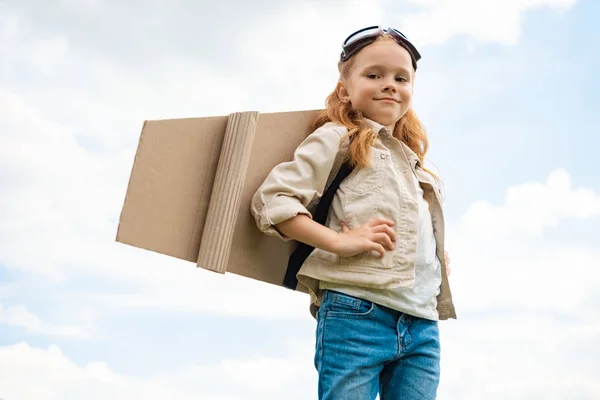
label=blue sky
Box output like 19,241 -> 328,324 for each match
1,0 -> 599,399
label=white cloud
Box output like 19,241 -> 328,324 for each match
0,302 -> 93,339
238,0 -> 386,111
0,88 -> 117,278
88,246 -> 314,320
57,0 -> 107,12
396,0 -> 577,47
439,314 -> 600,400
0,341 -> 316,400
0,12 -> 19,38
26,36 -> 70,75
437,170 -> 600,398
447,169 -> 600,312
461,169 -> 600,237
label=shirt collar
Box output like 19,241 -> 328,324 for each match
363,118 -> 421,168
363,118 -> 391,138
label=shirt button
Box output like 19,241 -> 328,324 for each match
380,154 -> 387,159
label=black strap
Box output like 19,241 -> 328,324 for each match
283,161 -> 354,289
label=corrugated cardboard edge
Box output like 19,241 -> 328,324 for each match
196,111 -> 259,274
115,120 -> 148,248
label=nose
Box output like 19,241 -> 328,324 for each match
381,78 -> 397,93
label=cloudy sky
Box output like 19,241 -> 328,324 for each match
1,0 -> 599,399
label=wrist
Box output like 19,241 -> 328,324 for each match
322,230 -> 342,255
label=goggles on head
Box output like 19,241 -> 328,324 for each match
340,26 -> 421,70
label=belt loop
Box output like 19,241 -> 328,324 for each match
321,289 -> 330,304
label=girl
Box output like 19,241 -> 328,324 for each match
251,26 -> 456,400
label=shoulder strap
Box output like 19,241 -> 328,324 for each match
283,160 -> 354,290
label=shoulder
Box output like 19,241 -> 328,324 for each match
294,122 -> 348,157
311,122 -> 348,139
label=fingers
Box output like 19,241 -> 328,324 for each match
340,218 -> 396,258
368,218 -> 397,248
367,217 -> 395,228
370,243 -> 386,258
371,224 -> 397,243
372,232 -> 395,251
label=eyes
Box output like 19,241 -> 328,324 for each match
366,73 -> 409,83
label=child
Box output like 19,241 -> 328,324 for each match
251,26 -> 456,400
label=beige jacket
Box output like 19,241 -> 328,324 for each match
251,119 -> 457,320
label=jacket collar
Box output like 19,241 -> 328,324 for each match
363,118 -> 421,169
363,118 -> 391,138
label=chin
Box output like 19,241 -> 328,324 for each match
378,116 -> 400,127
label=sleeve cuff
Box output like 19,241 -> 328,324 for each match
258,201 -> 313,241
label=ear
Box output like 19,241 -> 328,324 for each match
336,81 -> 351,103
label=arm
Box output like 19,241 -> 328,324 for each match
275,214 -> 340,253
276,214 -> 397,259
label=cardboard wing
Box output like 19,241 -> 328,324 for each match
116,110 -> 320,292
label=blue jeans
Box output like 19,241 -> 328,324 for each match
314,290 -> 441,399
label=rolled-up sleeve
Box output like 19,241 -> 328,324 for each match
251,123 -> 345,240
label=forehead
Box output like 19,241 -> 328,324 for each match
352,40 -> 413,71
